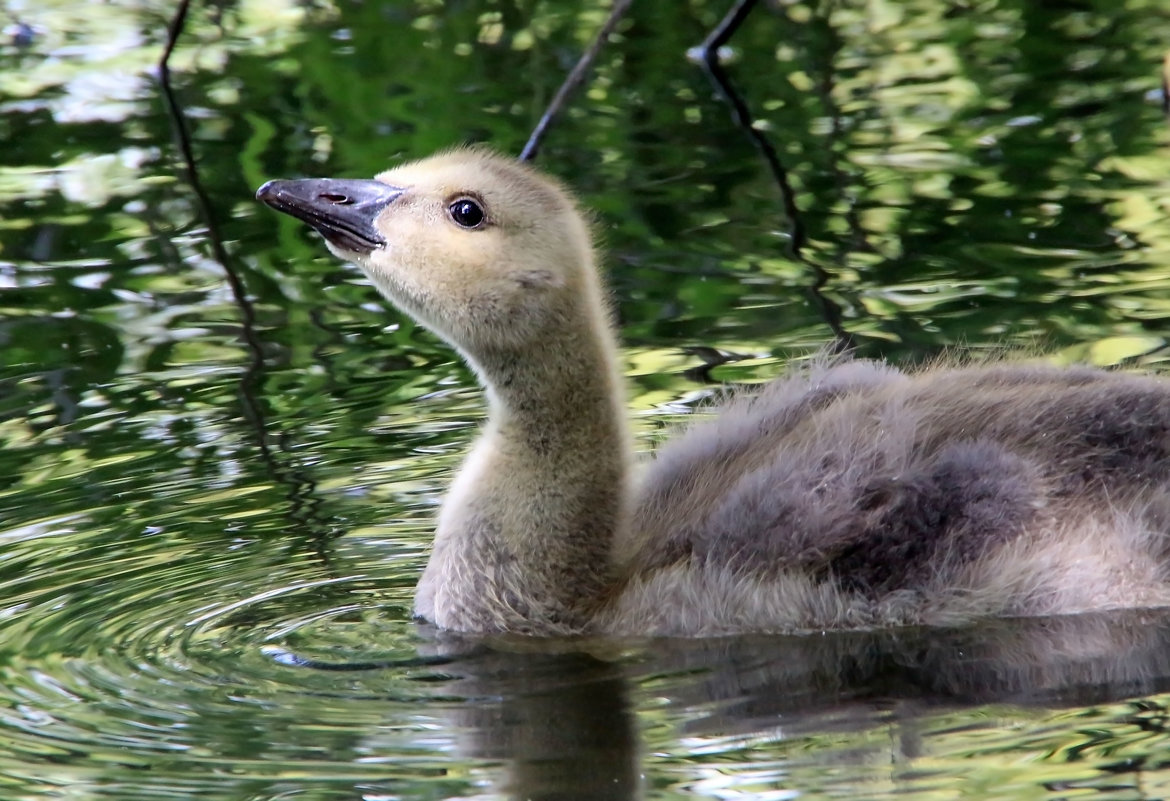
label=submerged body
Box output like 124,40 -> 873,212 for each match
257,149 -> 1170,636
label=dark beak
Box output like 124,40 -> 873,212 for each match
255,178 -> 405,254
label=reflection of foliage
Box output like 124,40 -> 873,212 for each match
3,0 -> 1170,525
1,0 -> 1168,443
3,2 -> 1170,797
9,0 -> 1170,356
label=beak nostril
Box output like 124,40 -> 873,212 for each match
257,177 -> 401,253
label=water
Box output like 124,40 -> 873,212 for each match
5,0 -> 1170,797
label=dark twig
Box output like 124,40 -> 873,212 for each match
158,0 -> 191,73
158,1 -> 333,541
693,0 -> 854,353
519,0 -> 634,162
158,1 -> 253,340
158,0 -> 265,428
695,0 -> 803,253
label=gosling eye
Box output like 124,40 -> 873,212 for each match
448,198 -> 486,230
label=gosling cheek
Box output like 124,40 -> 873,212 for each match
511,269 -> 560,290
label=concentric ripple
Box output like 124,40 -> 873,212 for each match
0,518 -> 474,800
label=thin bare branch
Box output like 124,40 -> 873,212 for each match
693,0 -> 854,353
520,0 -> 634,162
158,1 -> 335,542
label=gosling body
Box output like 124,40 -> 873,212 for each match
257,149 -> 1170,636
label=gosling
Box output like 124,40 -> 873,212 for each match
257,148 -> 1170,637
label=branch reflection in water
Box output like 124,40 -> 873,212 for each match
273,609 -> 1170,800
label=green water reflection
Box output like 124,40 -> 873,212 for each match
4,0 -> 1170,798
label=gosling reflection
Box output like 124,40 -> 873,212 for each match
404,611 -> 1170,800
423,641 -> 640,801
655,610 -> 1170,739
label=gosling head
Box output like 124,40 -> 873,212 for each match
256,148 -> 598,358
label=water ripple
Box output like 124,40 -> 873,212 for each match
0,523 -> 452,796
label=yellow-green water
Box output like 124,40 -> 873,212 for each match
5,0 -> 1170,798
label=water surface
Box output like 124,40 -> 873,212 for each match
5,0 -> 1170,798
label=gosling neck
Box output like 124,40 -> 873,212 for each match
480,331 -> 628,449
416,308 -> 632,635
